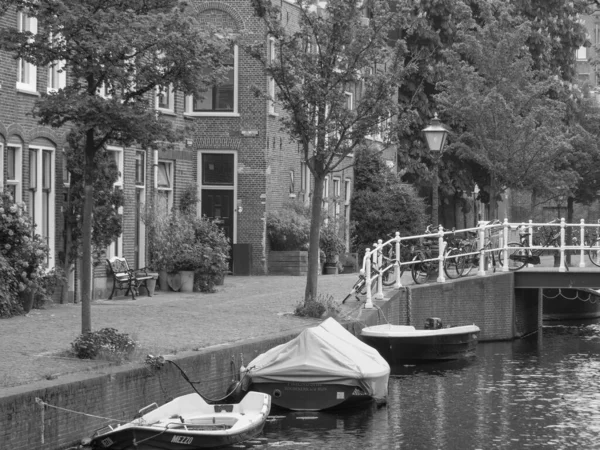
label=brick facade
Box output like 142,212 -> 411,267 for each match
1,0 -> 359,301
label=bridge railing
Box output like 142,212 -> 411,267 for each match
359,218 -> 600,309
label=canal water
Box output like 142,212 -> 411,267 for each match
239,319 -> 600,450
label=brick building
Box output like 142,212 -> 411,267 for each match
0,0 -> 397,300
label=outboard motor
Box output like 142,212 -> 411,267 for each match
424,317 -> 443,330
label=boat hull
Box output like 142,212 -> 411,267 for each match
90,422 -> 266,450
361,324 -> 480,364
249,382 -> 373,411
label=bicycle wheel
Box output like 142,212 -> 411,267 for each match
380,246 -> 398,286
411,254 -> 430,284
461,242 -> 478,276
589,239 -> 600,267
359,273 -> 379,295
444,248 -> 464,279
506,242 -> 528,271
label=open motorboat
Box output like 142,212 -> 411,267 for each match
361,317 -> 480,364
87,391 -> 271,450
242,318 -> 390,411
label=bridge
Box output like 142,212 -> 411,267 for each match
360,218 -> 600,309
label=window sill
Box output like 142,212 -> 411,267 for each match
157,109 -> 176,116
268,111 -> 279,117
183,112 -> 240,118
16,87 -> 40,96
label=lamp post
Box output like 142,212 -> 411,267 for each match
422,113 -> 449,228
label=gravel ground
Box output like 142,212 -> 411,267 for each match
0,273 -> 376,394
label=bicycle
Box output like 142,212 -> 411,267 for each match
505,220 -> 569,271
341,260 -> 382,304
411,225 -> 453,284
457,220 -> 503,277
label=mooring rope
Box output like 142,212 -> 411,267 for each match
35,397 -> 121,422
405,286 -> 412,326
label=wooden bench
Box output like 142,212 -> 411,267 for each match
106,256 -> 154,300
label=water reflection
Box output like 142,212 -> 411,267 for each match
243,321 -> 600,449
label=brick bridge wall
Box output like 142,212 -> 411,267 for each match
0,273 -> 538,450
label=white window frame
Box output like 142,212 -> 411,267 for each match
577,46 -> 587,61
106,146 -> 123,259
62,148 -> 70,187
16,13 -> 37,93
157,159 -> 174,213
6,144 -> 23,203
268,37 -> 277,116
155,84 -> 175,114
333,177 -> 341,219
184,46 -> 239,117
322,175 -> 329,213
28,145 -> 56,269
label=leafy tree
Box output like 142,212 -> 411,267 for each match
247,0 -> 414,303
0,0 -> 229,333
351,147 -> 428,258
435,4 -> 577,218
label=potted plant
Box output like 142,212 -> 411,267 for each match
266,202 -> 310,275
320,220 -> 346,275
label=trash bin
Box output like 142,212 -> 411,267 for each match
233,244 -> 252,275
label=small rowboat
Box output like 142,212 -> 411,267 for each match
87,391 -> 271,450
361,318 -> 480,364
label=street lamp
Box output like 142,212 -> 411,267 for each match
422,113 -> 449,228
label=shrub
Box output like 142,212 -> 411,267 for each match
294,293 -> 341,318
71,327 -> 136,360
267,202 -> 311,251
320,220 -> 346,263
0,191 -> 52,317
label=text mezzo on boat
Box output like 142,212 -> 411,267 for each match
360,317 -> 480,364
87,391 -> 271,450
242,318 -> 390,411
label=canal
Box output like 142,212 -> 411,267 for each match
239,319 -> 600,450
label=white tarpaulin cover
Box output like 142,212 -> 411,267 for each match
245,318 -> 389,400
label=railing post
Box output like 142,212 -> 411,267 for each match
502,218 -> 509,272
559,218 -> 566,272
437,225 -> 446,282
395,232 -> 403,288
364,247 -> 374,309
580,219 -> 586,268
478,221 -> 486,276
375,240 -> 384,299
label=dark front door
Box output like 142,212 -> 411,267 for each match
202,189 -> 234,269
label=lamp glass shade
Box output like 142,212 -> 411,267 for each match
422,115 -> 448,152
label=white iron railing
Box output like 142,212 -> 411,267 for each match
360,218 -> 600,309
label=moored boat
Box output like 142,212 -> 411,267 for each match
361,317 -> 480,364
243,318 -> 390,411
87,391 -> 271,450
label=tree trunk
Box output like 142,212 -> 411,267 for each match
81,129 -> 95,334
304,172 -> 325,303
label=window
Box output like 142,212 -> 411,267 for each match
202,153 -> 234,186
344,178 -> 351,205
157,160 -> 174,214
577,46 -> 587,60
28,146 -> 55,267
268,37 -> 276,115
333,177 -> 341,219
156,85 -> 174,113
106,147 -> 123,258
322,176 -> 329,213
47,60 -> 66,92
17,13 -> 37,92
6,145 -> 22,203
300,161 -> 307,193
186,46 -> 238,116
135,150 -> 146,268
